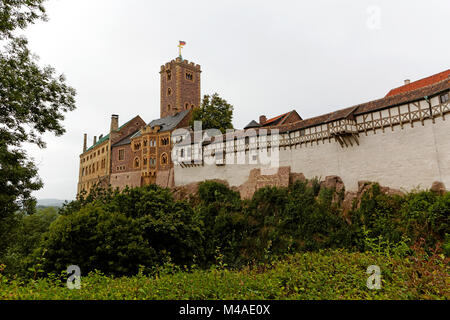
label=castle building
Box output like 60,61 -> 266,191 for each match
77,57 -> 201,194
79,54 -> 449,199
173,70 -> 450,198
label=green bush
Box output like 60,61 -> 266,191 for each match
194,181 -> 245,267
2,180 -> 448,280
38,185 -> 204,276
1,249 -> 448,300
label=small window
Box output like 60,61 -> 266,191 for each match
166,70 -> 172,81
167,88 -> 172,96
161,153 -> 168,165
118,149 -> 125,161
185,72 -> 193,81
161,137 -> 169,146
143,158 -> 147,165
134,157 -> 140,168
440,93 -> 449,104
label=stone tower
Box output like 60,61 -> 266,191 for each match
160,57 -> 201,118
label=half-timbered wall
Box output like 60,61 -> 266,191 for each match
174,94 -> 450,191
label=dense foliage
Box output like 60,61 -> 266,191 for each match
190,93 -> 234,133
0,0 -> 76,257
1,249 -> 448,300
1,180 -> 448,284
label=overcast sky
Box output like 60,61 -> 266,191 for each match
22,0 -> 450,200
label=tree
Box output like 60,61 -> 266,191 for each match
0,0 -> 76,254
190,93 -> 234,133
40,185 -> 204,276
0,2 -> 76,203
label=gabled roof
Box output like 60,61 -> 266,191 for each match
112,130 -> 140,147
86,133 -> 110,152
274,76 -> 450,133
261,110 -> 301,127
244,120 -> 261,129
386,69 -> 450,97
132,109 -> 190,139
85,117 -> 138,152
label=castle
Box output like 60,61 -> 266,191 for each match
78,56 -> 450,198
77,56 -> 200,193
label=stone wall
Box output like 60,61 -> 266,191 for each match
174,115 -> 450,194
110,171 -> 141,191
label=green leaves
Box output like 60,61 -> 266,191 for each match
0,1 -> 76,248
1,250 -> 448,300
0,0 -> 47,40
190,93 -> 234,133
40,185 -> 204,277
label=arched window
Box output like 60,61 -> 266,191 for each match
161,153 -> 168,165
134,157 -> 140,168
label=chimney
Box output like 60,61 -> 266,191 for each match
111,114 -> 119,132
404,79 -> 410,85
259,115 -> 267,124
93,136 -> 97,145
83,134 -> 87,152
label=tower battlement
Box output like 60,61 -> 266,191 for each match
159,57 -> 201,118
160,58 -> 201,73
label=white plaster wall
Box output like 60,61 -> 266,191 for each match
174,115 -> 450,192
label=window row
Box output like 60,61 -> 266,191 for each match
133,153 -> 169,169
81,159 -> 106,176
81,147 -> 106,163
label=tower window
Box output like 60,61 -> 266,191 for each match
161,153 -> 168,165
185,103 -> 189,109
185,72 -> 193,81
167,88 -> 172,96
166,70 -> 172,81
134,157 -> 140,168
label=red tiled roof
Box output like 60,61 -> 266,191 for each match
386,69 -> 450,97
273,77 -> 450,133
262,112 -> 289,125
179,70 -> 450,146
